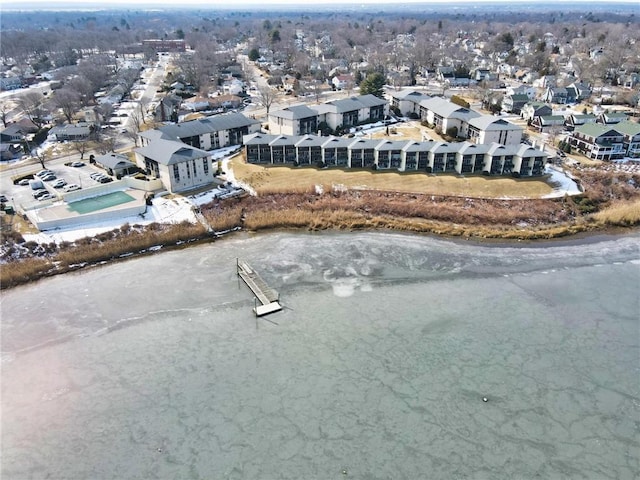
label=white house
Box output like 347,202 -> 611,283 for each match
467,116 -> 523,145
134,138 -> 214,193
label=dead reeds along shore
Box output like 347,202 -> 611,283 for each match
2,167 -> 639,290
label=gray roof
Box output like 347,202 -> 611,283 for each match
270,135 -> 300,146
269,105 -> 318,120
432,142 -> 462,154
348,138 -> 382,149
390,90 -> 432,102
135,138 -> 210,166
155,113 -> 259,140
375,140 -> 407,151
322,94 -> 386,113
468,116 -> 522,131
95,153 -> 135,169
516,144 -> 545,157
402,140 -> 437,152
244,133 -> 278,145
295,134 -> 326,147
419,96 -> 481,122
486,142 -> 520,156
458,142 -> 492,155
322,136 -> 354,148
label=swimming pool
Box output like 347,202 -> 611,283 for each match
67,191 -> 136,214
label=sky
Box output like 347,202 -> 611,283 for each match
3,0 -> 629,5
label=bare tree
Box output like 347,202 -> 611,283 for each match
17,92 -> 48,129
137,97 -> 150,125
53,88 -> 81,123
257,86 -> 277,116
0,103 -> 9,128
95,134 -> 117,155
72,139 -> 95,160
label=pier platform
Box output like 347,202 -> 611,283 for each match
237,259 -> 282,317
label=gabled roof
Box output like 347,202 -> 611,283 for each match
402,140 -> 436,152
269,105 -> 318,120
389,90 -> 432,102
270,135 -> 300,146
295,134 -> 326,147
419,96 -> 481,122
458,142 -> 492,155
322,94 -> 386,113
244,133 -> 279,145
535,115 -> 565,125
135,138 -> 210,165
486,142 -> 520,156
322,136 -> 353,148
155,112 -> 259,140
468,116 -> 522,131
374,140 -> 407,151
507,93 -> 530,102
516,144 -> 545,157
348,137 -> 381,149
608,120 -> 640,137
431,142 -> 461,154
96,153 -> 135,169
574,123 -> 622,138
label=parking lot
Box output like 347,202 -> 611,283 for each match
2,161 -> 117,211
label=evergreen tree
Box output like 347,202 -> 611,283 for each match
359,72 -> 385,98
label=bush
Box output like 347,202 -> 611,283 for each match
408,112 -> 420,120
390,105 -> 401,116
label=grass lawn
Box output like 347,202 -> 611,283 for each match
230,156 -> 554,198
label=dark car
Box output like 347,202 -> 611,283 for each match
98,176 -> 113,183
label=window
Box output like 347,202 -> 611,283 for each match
186,161 -> 191,179
203,158 -> 209,175
173,164 -> 180,182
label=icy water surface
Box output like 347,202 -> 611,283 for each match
2,232 -> 639,479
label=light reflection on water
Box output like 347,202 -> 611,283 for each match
2,232 -> 639,479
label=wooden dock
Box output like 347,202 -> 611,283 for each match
237,259 -> 282,317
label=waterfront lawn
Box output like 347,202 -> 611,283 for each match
230,156 -> 554,198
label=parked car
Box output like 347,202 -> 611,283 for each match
37,193 -> 55,201
36,169 -> 54,178
18,178 -> 31,186
71,161 -> 85,167
0,194 -> 7,203
90,172 -> 107,180
33,189 -> 49,199
98,176 -> 113,183
63,184 -> 82,192
41,174 -> 57,182
52,179 -> 67,189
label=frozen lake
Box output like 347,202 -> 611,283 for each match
2,231 -> 639,479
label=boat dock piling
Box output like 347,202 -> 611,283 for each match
236,259 -> 282,317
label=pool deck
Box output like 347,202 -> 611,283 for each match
27,189 -> 147,231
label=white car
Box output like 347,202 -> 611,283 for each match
52,179 -> 67,189
36,169 -> 54,178
18,178 -> 31,186
37,193 -> 55,201
63,184 -> 82,192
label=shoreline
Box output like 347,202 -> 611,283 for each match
2,180 -> 639,289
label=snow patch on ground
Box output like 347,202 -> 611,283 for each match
541,166 -> 583,198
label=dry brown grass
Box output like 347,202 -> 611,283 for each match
1,258 -> 52,289
230,156 -> 554,198
591,199 -> 640,226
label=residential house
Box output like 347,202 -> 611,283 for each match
208,94 -> 243,110
389,90 -> 432,116
598,111 -> 629,125
314,95 -> 388,131
0,143 -> 22,161
521,102 -> 553,122
331,74 -> 354,91
612,120 -> 640,158
134,138 -> 213,193
269,105 -> 319,136
473,68 -> 497,82
502,93 -> 530,114
243,132 -> 547,177
95,153 -> 138,178
564,113 -> 597,131
565,82 -> 592,102
467,116 -> 523,145
531,115 -> 565,133
542,87 -> 569,104
418,96 -> 480,138
154,94 -> 182,123
49,123 -> 92,141
0,122 -> 37,143
182,96 -> 213,112
569,123 -> 625,160
140,112 -> 261,150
